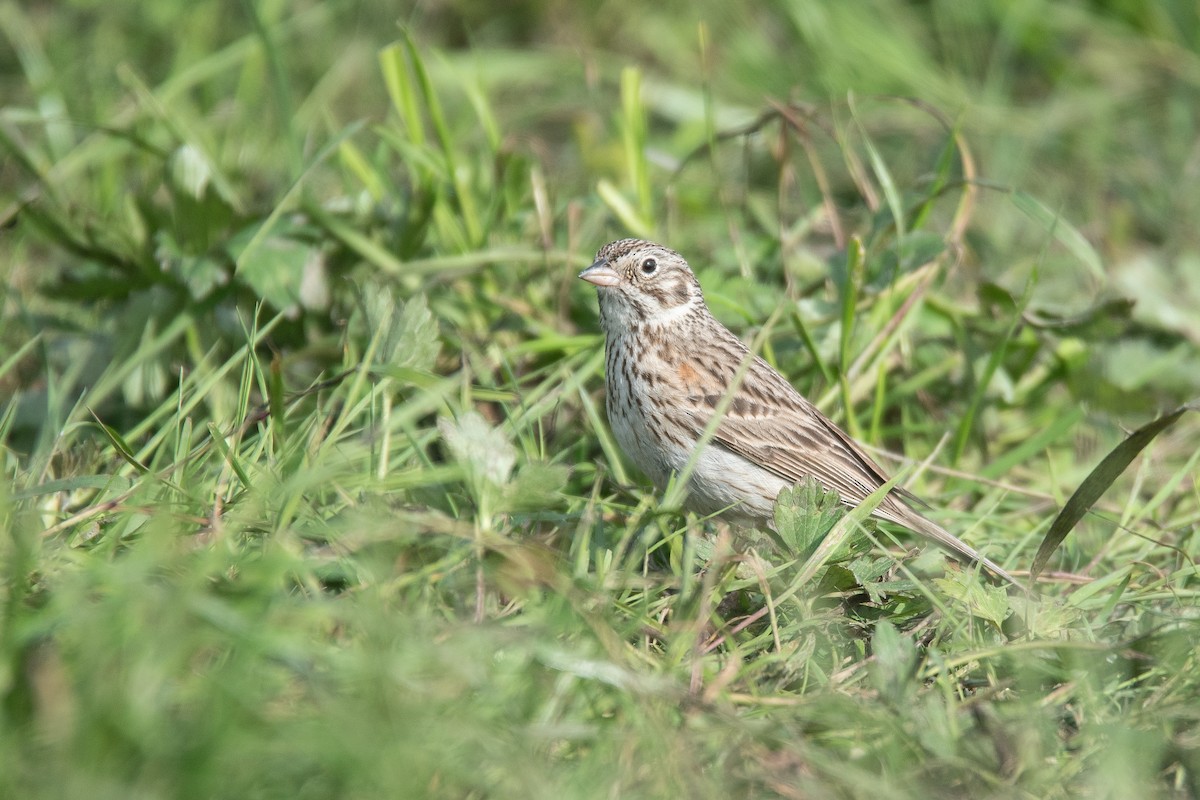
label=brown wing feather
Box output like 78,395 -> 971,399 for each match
688,353 -> 911,510
674,342 -> 1020,585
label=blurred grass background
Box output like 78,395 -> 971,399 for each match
2,1 -> 1200,797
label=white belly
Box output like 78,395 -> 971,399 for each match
608,398 -> 787,525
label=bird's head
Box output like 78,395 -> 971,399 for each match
578,238 -> 705,329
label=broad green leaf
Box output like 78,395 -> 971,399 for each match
772,477 -> 847,559
438,411 -> 516,489
357,289 -> 440,373
870,620 -> 918,702
155,230 -> 226,299
503,463 -> 570,512
228,222 -> 324,311
167,143 -> 212,201
849,555 -> 894,603
934,571 -> 1012,629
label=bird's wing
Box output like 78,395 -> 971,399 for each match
676,353 -> 914,511
666,346 -> 1020,586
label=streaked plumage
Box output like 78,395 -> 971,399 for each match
579,238 -> 1016,585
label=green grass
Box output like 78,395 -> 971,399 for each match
3,1 -> 1200,797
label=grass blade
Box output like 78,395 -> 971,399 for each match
619,66 -> 652,223
1031,401 -> 1200,578
1010,190 -> 1105,281
88,409 -> 149,474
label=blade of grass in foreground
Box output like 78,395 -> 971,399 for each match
1031,401 -> 1199,579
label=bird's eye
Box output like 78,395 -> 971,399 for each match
640,258 -> 657,274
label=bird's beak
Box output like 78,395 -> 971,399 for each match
578,258 -> 621,287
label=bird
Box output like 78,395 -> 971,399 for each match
578,237 -> 1018,585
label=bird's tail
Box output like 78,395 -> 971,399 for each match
901,511 -> 1023,589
